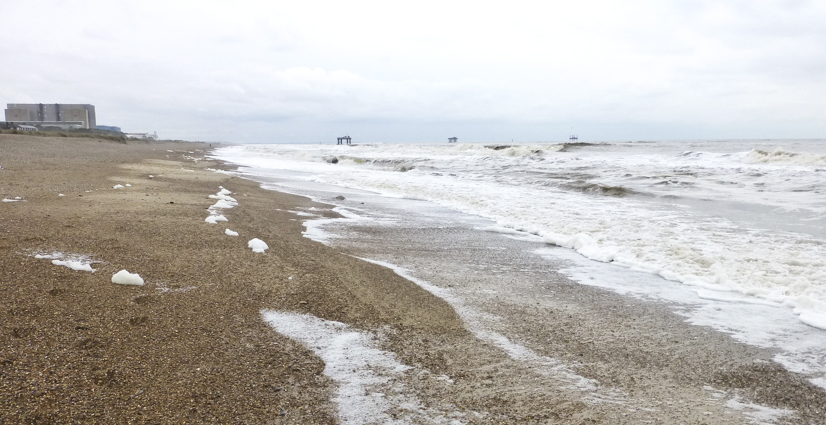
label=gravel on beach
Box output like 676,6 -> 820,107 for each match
2,134 -> 825,424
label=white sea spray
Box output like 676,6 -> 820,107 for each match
213,140 -> 826,327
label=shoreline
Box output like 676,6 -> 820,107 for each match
267,173 -> 826,424
2,134 -> 825,424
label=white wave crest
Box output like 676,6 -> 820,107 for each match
745,148 -> 826,166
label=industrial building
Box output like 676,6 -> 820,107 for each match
3,103 -> 96,129
125,131 -> 158,140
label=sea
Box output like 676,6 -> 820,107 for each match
212,139 -> 826,390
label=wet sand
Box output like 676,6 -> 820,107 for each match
1,133 -> 825,424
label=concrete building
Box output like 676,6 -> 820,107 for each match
4,103 -> 97,129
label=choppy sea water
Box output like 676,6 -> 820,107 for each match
213,139 -> 826,389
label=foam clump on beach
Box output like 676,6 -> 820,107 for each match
248,238 -> 268,253
225,229 -> 239,236
205,215 -> 228,223
52,259 -> 95,272
205,186 -> 238,224
112,270 -> 145,286
210,199 -> 236,209
113,184 -> 124,189
209,187 -> 237,202
34,252 -> 95,272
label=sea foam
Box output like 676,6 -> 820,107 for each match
213,140 -> 826,328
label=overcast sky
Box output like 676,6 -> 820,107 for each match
2,0 -> 825,143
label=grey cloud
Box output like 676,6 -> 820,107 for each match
2,0 -> 825,142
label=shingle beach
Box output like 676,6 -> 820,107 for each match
2,134 -> 825,424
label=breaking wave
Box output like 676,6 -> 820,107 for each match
561,181 -> 634,197
745,149 -> 826,166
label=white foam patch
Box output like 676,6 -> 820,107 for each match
113,184 -> 124,189
209,199 -> 237,209
2,198 -> 20,202
205,215 -> 228,223
288,210 -> 317,217
262,310 -> 461,424
206,187 -> 238,223
247,238 -> 268,253
302,216 -> 344,243
726,396 -> 793,424
811,377 -> 826,389
478,225 -> 534,237
52,259 -> 94,272
33,252 -> 96,272
225,229 -> 239,236
58,193 -> 65,197
695,289 -> 783,307
205,168 -> 237,176
702,386 -> 792,424
112,270 -> 144,286
796,309 -> 826,331
302,207 -> 380,244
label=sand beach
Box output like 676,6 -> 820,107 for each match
2,134 -> 825,424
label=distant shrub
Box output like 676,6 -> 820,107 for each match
0,129 -> 130,143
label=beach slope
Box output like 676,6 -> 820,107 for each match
0,134 -> 461,423
2,134 -> 825,424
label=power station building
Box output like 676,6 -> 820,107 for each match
4,103 -> 96,129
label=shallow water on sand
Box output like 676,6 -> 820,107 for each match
222,165 -> 826,395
